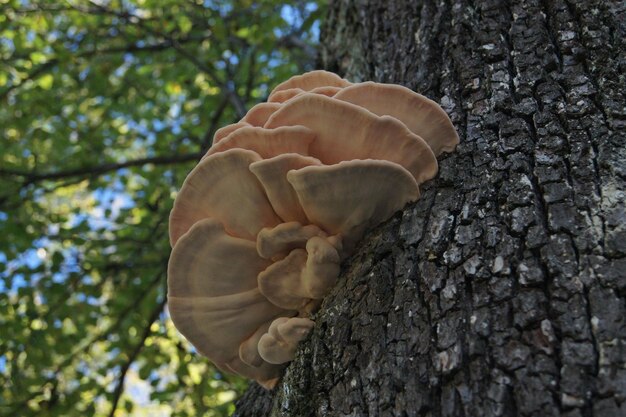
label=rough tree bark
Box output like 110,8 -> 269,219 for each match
233,0 -> 625,415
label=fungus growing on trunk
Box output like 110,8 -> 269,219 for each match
241,102 -> 282,127
265,93 -> 438,183
167,218 -> 289,388
333,81 -> 459,156
258,317 -> 315,365
205,126 -> 316,159
167,70 -> 458,388
168,148 -> 280,245
249,154 -> 322,224
267,70 -> 351,102
212,121 -> 251,145
286,159 -> 420,252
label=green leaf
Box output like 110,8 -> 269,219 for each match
177,15 -> 193,34
29,51 -> 48,64
38,73 -> 53,90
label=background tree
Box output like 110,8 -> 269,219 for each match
0,1 -> 322,416
233,0 -> 625,416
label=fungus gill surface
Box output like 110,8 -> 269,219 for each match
167,70 -> 458,388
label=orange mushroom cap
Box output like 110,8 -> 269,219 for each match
205,126 -> 316,159
265,93 -> 438,183
212,121 -> 251,145
268,70 -> 351,101
334,81 -> 459,155
167,219 -> 291,386
287,159 -> 420,251
169,148 -> 281,246
241,102 -> 282,127
249,153 -> 321,224
258,317 -> 315,365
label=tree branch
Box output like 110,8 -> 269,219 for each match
10,4 -> 100,14
53,270 -> 165,378
0,152 -> 202,185
244,49 -> 257,102
83,0 -> 249,118
158,34 -> 248,118
0,60 -> 57,101
3,2 -> 251,118
106,297 -> 166,417
7,34 -> 212,63
3,271 -> 166,416
277,35 -> 318,60
0,34 -> 212,101
200,93 -> 230,153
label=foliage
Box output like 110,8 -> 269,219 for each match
0,1 -> 323,416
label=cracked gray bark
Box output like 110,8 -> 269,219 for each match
233,0 -> 625,416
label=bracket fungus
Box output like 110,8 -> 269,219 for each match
167,70 -> 458,389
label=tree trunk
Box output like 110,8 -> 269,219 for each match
233,0 -> 625,415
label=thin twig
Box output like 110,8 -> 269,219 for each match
106,297 -> 166,417
244,49 -> 257,102
200,94 -> 230,153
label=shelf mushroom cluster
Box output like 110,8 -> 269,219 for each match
167,70 -> 459,388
